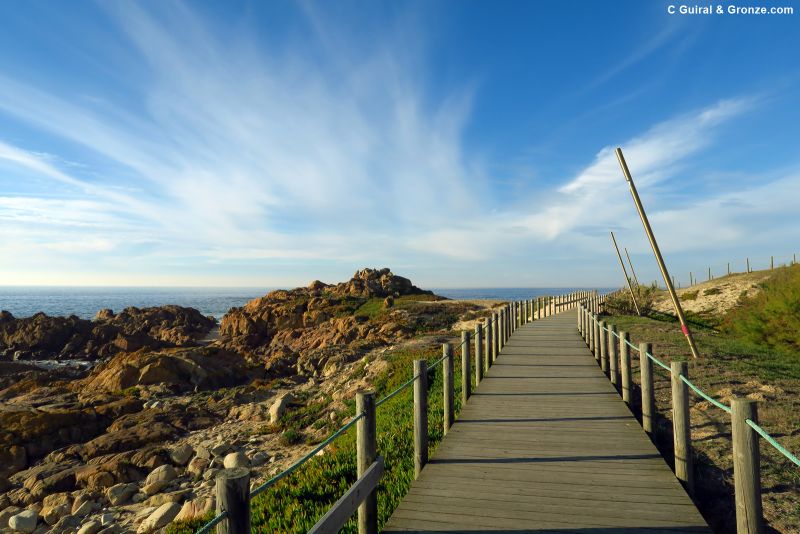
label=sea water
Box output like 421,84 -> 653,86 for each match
0,286 -> 610,320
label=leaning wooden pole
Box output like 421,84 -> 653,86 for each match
615,147 -> 700,359
610,231 -> 641,316
624,247 -> 641,288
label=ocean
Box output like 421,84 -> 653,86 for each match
0,286 -> 610,320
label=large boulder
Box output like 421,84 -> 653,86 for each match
219,268 -> 428,365
81,347 -> 247,394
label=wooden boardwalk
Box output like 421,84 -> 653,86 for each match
383,311 -> 710,533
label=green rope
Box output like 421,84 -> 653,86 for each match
249,412 -> 364,498
195,511 -> 227,534
375,373 -> 419,407
679,375 -> 732,413
646,351 -> 671,372
746,419 -> 800,467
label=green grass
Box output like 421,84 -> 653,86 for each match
722,264 -> 800,354
600,280 -> 800,533
168,341 -> 471,534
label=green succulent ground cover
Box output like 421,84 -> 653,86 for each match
169,340 -> 470,533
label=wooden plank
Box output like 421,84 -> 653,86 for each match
307,457 -> 384,534
385,312 -> 709,533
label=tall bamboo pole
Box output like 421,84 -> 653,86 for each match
616,148 -> 700,359
610,231 -> 641,316
624,247 -> 640,288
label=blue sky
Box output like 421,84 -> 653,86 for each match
0,1 -> 798,288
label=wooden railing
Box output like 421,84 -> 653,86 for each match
198,290 -> 604,534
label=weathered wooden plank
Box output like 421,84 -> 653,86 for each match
307,457 -> 383,534
385,312 -> 709,532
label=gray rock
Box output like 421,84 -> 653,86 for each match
209,442 -> 231,458
145,465 -> 177,487
194,446 -> 210,460
222,452 -> 249,469
269,394 -> 294,424
99,513 -> 114,526
186,457 -> 209,478
77,520 -> 101,534
251,452 -> 270,466
72,501 -> 93,518
136,502 -> 181,533
0,507 -> 22,529
8,510 -> 38,533
51,514 -> 82,533
170,444 -> 194,466
106,483 -> 138,506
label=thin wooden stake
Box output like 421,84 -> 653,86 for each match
616,148 -> 700,359
611,231 -> 641,315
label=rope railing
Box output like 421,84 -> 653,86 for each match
746,418 -> 800,467
195,291 -> 586,534
579,301 -> 799,532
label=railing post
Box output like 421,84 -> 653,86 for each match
640,343 -> 655,436
443,343 -> 454,435
492,312 -> 499,363
620,331 -> 632,406
462,331 -> 471,404
413,359 -> 428,478
475,323 -> 483,386
671,361 -> 694,495
609,324 -> 619,388
592,315 -> 600,363
216,468 -> 250,534
732,398 -> 763,534
356,391 -> 377,534
599,321 -> 609,375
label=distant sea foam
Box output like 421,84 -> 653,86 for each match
0,286 -> 611,320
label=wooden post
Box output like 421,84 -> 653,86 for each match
593,315 -> 601,363
671,361 -> 694,495
728,262 -> 731,276
640,343 -> 655,436
216,468 -> 250,534
620,332 -> 632,405
443,343 -> 454,435
771,256 -> 774,270
475,323 -> 483,386
491,311 -> 500,365
461,331 -> 471,404
747,257 -> 750,273
356,391 -> 377,534
708,267 -> 711,281
732,398 -> 764,534
609,324 -> 619,387
498,309 -> 504,350
413,359 -> 428,478
599,321 -> 609,376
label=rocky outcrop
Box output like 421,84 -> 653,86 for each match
0,306 -> 216,362
81,346 -> 248,395
220,268 -> 430,374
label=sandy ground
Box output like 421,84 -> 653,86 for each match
652,270 -> 772,315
